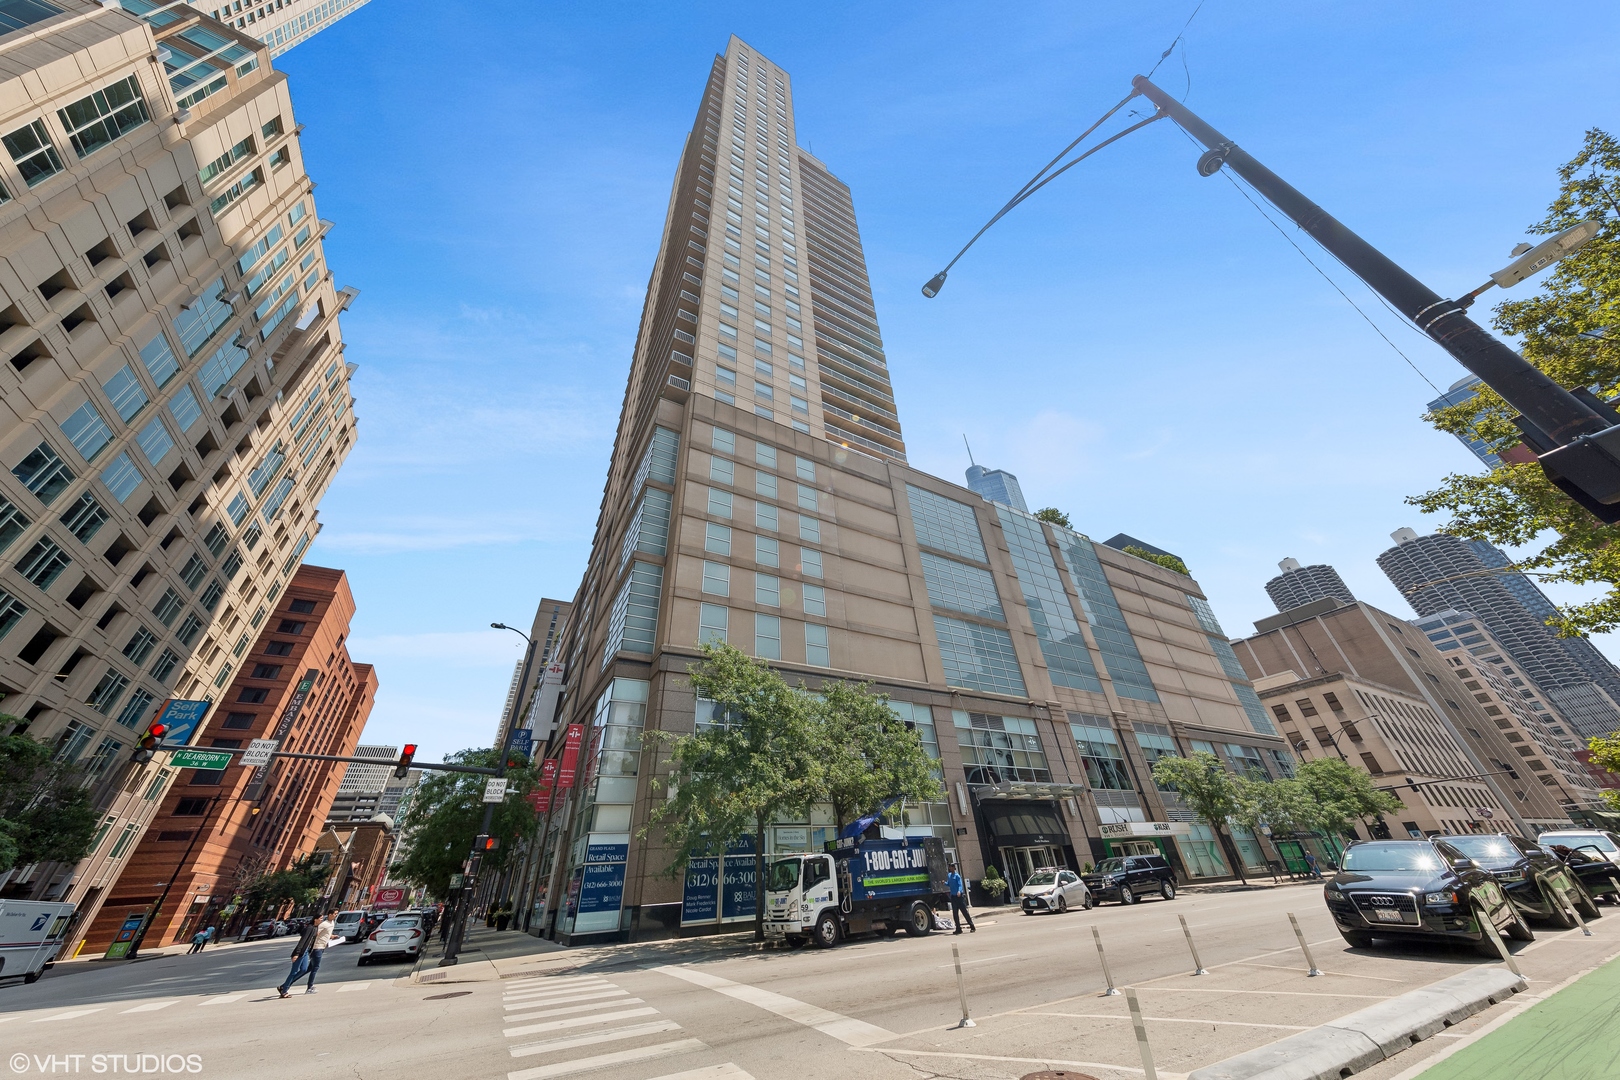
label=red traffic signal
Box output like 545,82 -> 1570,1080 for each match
131,722 -> 168,763
394,743 -> 417,779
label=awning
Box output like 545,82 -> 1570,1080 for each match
973,781 -> 1089,802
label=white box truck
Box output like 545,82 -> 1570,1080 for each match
764,836 -> 949,948
0,900 -> 76,984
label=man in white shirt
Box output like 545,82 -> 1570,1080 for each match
278,911 -> 337,998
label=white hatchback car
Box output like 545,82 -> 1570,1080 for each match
1018,867 -> 1093,915
357,914 -> 425,965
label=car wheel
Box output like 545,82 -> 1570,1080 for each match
1472,905 -> 1509,957
1575,885 -> 1602,921
1121,886 -> 1139,905
904,901 -> 933,937
1083,892 -> 1097,910
1160,880 -> 1177,901
1538,880 -> 1577,928
357,957 -> 368,966
1339,930 -> 1375,949
1504,905 -> 1535,943
1054,895 -> 1068,914
812,911 -> 841,948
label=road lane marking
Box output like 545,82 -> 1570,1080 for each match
31,1009 -> 104,1022
1032,1011 -> 1310,1030
337,983 -> 370,992
854,1047 -> 1152,1076
504,999 -> 646,1022
1230,961 -> 1404,982
646,1066 -> 755,1080
503,1006 -> 659,1038
198,995 -> 245,1006
506,1039 -> 706,1080
934,953 -> 1018,967
120,1002 -> 178,1013
504,991 -> 629,1010
656,965 -> 896,1047
1134,986 -> 1390,999
509,1020 -> 682,1058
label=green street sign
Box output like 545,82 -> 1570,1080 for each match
170,749 -> 233,770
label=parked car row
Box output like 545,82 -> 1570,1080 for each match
1323,830 -> 1620,956
1016,853 -> 1180,915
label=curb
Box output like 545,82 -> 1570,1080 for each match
1188,966 -> 1527,1080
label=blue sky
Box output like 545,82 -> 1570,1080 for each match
278,1 -> 1620,762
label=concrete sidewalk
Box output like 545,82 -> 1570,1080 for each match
1409,954 -> 1620,1080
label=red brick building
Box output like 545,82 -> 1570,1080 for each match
82,565 -> 376,951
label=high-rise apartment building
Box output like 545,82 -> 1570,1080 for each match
527,38 -> 1290,945
1265,557 -> 1355,612
965,464 -> 1027,513
157,0 -> 372,57
326,743 -> 419,824
1234,597 -> 1579,834
1427,376 -> 1502,468
0,2 -> 355,935
1379,528 -> 1620,738
79,564 -> 374,952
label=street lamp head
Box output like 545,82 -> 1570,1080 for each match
921,270 -> 948,298
490,622 -> 507,630
1489,219 -> 1604,290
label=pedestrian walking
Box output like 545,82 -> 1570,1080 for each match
1305,852 -> 1322,879
946,864 -> 976,935
278,910 -> 336,998
495,902 -> 511,932
188,930 -> 207,955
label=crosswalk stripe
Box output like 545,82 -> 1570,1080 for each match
506,1039 -> 705,1080
503,980 -> 614,997
31,1009 -> 103,1022
504,990 -> 628,1010
337,983 -> 370,992
120,1001 -> 178,1013
198,995 -> 246,1006
508,1020 -> 682,1059
504,999 -> 645,1023
646,1066 -> 756,1080
503,974 -> 603,988
656,965 -> 895,1048
503,1006 -> 659,1038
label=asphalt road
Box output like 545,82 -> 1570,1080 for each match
3,882 -> 1615,1080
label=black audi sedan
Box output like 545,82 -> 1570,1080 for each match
1443,833 -> 1602,927
1323,838 -> 1531,954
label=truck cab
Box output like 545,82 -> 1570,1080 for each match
0,900 -> 75,984
765,837 -> 948,948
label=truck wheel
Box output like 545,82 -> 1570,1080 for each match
812,910 -> 841,948
903,902 -> 933,937
23,971 -> 40,984
784,935 -> 808,948
1160,881 -> 1177,901
874,925 -> 897,937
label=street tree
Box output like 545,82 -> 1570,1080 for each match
392,748 -> 537,898
1150,751 -> 1249,884
813,681 -> 941,831
241,855 -> 330,921
0,732 -> 96,874
1584,732 -> 1620,811
1412,128 -> 1620,636
1294,758 -> 1405,856
643,642 -> 823,941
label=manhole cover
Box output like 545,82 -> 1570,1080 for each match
1021,1073 -> 1099,1080
423,991 -> 473,1000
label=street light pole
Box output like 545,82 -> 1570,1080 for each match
126,793 -> 220,959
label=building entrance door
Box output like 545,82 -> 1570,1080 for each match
1002,845 -> 1064,891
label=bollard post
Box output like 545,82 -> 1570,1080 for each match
1552,882 -> 1592,938
950,941 -> 975,1028
1091,925 -> 1120,996
1124,987 -> 1159,1080
1287,912 -> 1321,977
1178,914 -> 1208,976
1478,908 -> 1522,977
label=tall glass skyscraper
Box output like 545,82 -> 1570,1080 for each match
965,464 -> 1027,512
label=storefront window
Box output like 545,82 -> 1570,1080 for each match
1176,823 -> 1227,878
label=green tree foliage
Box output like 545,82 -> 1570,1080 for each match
1034,507 -> 1072,528
241,855 -> 330,920
813,681 -> 942,830
392,748 -> 537,898
0,732 -> 97,874
1232,775 -> 1321,839
1150,751 -> 1249,884
1294,758 -> 1405,841
1411,129 -> 1620,636
644,642 -> 823,941
1123,545 -> 1190,576
1585,732 -> 1620,811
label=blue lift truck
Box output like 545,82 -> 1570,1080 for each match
764,836 -> 950,948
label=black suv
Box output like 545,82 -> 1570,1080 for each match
1443,833 -> 1602,927
1081,853 -> 1177,904
1323,838 -> 1531,954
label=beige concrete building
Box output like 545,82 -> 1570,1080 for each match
526,37 -> 1291,944
1234,598 -> 1577,835
0,2 -> 354,943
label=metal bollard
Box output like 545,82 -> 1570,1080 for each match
1553,883 -> 1593,938
1092,925 -> 1120,996
950,941 -> 975,1028
1287,912 -> 1321,977
1178,914 -> 1208,976
1124,987 -> 1159,1080
1478,908 -> 1522,977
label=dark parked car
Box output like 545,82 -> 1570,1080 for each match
1081,853 -> 1177,904
240,920 -> 286,941
1542,842 -> 1620,906
1323,838 -> 1531,954
1444,833 -> 1601,927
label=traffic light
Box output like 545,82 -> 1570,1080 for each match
131,722 -> 167,764
394,743 -> 416,779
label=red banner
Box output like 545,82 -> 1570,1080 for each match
558,724 -> 584,791
529,759 -> 558,813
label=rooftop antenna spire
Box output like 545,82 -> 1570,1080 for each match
963,434 -> 976,466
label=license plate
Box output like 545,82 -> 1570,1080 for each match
1375,908 -> 1404,923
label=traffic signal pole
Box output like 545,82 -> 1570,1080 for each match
1130,76 -> 1620,520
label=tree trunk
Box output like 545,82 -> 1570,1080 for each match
1217,825 -> 1248,885
753,817 -> 766,942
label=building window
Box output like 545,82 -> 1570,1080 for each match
603,561 -> 663,665
699,602 -> 728,645
199,579 -> 224,611
755,535 -> 778,567
710,456 -> 734,485
905,484 -> 986,562
16,538 -> 70,590
0,496 -> 29,555
1295,698 -> 1319,717
13,442 -> 74,505
803,583 -> 825,617
213,662 -> 233,688
1359,751 -> 1383,774
3,118 -> 64,187
796,482 -> 816,511
238,687 -> 269,704
755,501 -> 777,531
276,619 -> 305,634
103,365 -> 149,423
107,823 -> 139,859
152,589 -> 183,626
1133,723 -> 1180,790
169,386 -> 203,432
122,627 -> 158,665
176,614 -> 203,646
805,622 -> 829,666
115,688 -> 155,729
800,547 -> 822,577
795,456 -> 815,481
0,588 -> 26,641
1071,714 -> 1134,790
222,711 -> 255,729
798,515 -> 819,543
57,75 -> 150,159
179,554 -> 207,590
707,487 -> 732,519
87,667 -> 131,714
61,401 -> 113,462
136,416 -> 175,464
59,492 -> 108,543
933,615 -> 1026,696
712,427 -> 735,454
954,711 -> 1051,784
755,572 -> 779,607
755,443 -> 777,468
755,612 -> 781,659
99,452 -> 141,503
920,551 -> 1004,621
704,522 -> 731,555
702,560 -> 729,596
755,471 -> 777,499
1052,529 -> 1160,704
